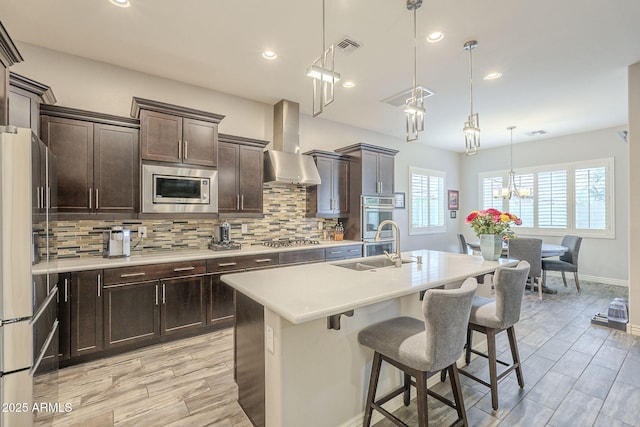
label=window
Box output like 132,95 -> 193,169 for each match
478,158 -> 614,238
409,166 -> 445,234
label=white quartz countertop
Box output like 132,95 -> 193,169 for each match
32,240 -> 363,274
221,249 -> 518,325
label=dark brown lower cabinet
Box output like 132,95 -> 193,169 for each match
160,275 -> 207,335
208,272 -> 237,327
70,270 -> 104,357
103,280 -> 160,349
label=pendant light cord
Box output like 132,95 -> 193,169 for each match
412,3 -> 417,98
468,46 -> 474,116
322,0 -> 326,70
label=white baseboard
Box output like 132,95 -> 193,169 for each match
544,271 -> 628,287
629,324 -> 640,336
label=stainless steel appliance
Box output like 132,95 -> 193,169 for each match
142,163 -> 218,214
102,226 -> 131,258
1,127 -> 58,427
214,222 -> 231,244
360,195 -> 395,256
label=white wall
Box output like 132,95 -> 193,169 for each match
460,127 -> 629,283
13,43 -> 461,253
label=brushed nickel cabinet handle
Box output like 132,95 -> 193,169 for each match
348,249 -> 361,252
95,189 -> 99,210
255,259 -> 273,263
184,140 -> 188,160
88,187 -> 92,209
162,283 -> 166,304
218,262 -> 237,267
64,278 -> 68,303
120,272 -> 146,278
380,182 -> 383,194
237,194 -> 240,210
173,266 -> 195,272
97,274 -> 101,297
241,194 -> 244,210
178,139 -> 182,159
155,284 -> 159,305
36,186 -> 41,209
329,251 -> 342,254
47,186 -> 51,209
40,186 -> 45,209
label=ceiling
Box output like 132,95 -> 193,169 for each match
1,0 -> 639,151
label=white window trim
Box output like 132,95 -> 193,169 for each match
477,158 -> 615,239
408,166 -> 446,235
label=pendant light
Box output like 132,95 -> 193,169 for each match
308,0 -> 340,117
463,40 -> 480,155
405,0 -> 425,142
494,126 -> 533,199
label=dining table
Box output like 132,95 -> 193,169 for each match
467,240 -> 568,294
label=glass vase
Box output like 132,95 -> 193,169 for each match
479,234 -> 503,261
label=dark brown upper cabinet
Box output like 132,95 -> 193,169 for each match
0,22 -> 23,126
335,143 -> 398,197
9,72 -> 56,135
218,133 -> 268,216
131,97 -> 224,168
40,105 -> 140,218
304,150 -> 350,218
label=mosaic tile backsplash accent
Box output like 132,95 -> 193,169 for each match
51,185 -> 341,259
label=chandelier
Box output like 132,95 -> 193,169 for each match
494,126 -> 533,199
405,0 -> 425,142
463,40 -> 480,155
307,0 -> 340,117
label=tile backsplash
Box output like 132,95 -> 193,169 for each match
51,184 -> 340,259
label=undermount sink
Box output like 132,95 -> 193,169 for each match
335,258 -> 414,271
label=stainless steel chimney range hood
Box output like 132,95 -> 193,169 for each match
263,100 -> 321,186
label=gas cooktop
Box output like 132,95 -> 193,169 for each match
261,239 -> 320,248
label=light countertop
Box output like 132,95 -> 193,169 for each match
32,240 -> 363,274
221,249 -> 518,325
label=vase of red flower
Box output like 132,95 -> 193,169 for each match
465,209 -> 522,261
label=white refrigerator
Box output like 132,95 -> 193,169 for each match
0,126 -> 58,426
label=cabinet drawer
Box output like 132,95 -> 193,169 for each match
104,260 -> 206,285
207,253 -> 279,272
325,245 -> 363,260
279,248 -> 325,265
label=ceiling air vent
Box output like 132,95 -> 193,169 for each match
334,36 -> 362,55
382,86 -> 435,107
526,130 -> 548,136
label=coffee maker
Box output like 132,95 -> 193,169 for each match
103,226 -> 131,258
214,221 -> 231,244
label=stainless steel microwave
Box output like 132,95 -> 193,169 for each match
142,163 -> 218,213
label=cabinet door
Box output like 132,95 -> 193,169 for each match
361,150 -> 379,195
218,142 -> 239,212
70,270 -> 103,357
183,118 -> 217,167
238,145 -> 263,213
41,116 -> 94,212
140,110 -> 182,163
9,86 -> 38,133
209,274 -> 235,327
335,158 -> 350,215
315,157 -> 333,215
378,153 -> 395,195
160,276 -> 207,335
93,123 -> 139,214
104,280 -> 159,348
58,274 -> 71,361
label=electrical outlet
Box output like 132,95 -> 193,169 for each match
241,223 -> 248,233
318,221 -> 324,230
138,226 -> 147,238
266,326 -> 274,354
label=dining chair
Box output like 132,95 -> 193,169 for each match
358,278 -> 478,427
508,238 -> 543,299
458,261 -> 530,411
542,235 -> 582,292
457,233 -> 469,254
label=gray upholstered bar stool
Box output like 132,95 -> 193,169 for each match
508,238 -> 543,299
458,261 -> 530,411
358,278 -> 477,427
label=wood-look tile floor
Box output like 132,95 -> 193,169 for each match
37,277 -> 638,427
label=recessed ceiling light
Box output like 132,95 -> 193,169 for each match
262,50 -> 277,60
483,72 -> 503,80
342,81 -> 355,88
426,32 -> 444,43
109,0 -> 130,8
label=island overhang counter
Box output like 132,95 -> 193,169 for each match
221,249 -> 517,427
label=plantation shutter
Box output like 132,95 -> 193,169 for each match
410,168 -> 445,233
537,170 -> 567,228
482,176 -> 503,210
575,166 -> 606,230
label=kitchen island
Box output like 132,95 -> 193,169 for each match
221,249 -> 517,427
